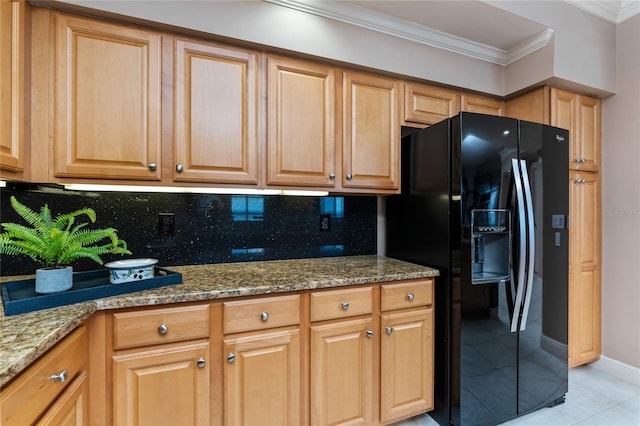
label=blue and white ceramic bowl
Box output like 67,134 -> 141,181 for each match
105,258 -> 158,284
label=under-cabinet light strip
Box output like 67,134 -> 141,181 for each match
62,183 -> 328,196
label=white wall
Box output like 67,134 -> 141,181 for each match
601,14 -> 640,368
489,0 -> 617,96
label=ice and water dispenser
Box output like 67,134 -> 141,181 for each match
471,209 -> 511,284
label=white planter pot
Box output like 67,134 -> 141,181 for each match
35,266 -> 73,294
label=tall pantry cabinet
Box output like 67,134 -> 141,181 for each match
506,86 -> 602,367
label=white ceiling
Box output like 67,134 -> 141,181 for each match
266,0 -> 639,66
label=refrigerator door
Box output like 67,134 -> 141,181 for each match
457,113 -> 520,425
517,121 -> 569,415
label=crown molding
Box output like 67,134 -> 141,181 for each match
264,0 -> 553,66
565,0 -> 640,23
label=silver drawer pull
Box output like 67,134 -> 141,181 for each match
341,302 -> 349,310
50,369 -> 68,383
365,329 -> 374,338
197,358 -> 206,368
227,353 -> 236,363
261,312 -> 269,321
158,324 -> 168,335
386,326 -> 393,335
407,293 -> 415,301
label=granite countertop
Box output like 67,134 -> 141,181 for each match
0,255 -> 438,388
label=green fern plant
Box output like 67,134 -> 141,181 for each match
0,196 -> 131,269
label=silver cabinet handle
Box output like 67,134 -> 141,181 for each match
50,369 -> 68,383
158,324 -> 168,335
341,302 -> 349,310
176,164 -> 184,172
148,162 -> 157,171
365,329 -> 374,338
260,312 -> 269,321
227,353 -> 236,363
574,178 -> 586,184
573,158 -> 587,164
385,326 -> 393,335
197,358 -> 206,368
407,293 -> 415,301
329,172 -> 336,180
346,173 -> 353,180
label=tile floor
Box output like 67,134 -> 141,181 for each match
397,362 -> 640,425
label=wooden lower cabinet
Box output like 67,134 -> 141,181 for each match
112,342 -> 210,426
380,309 -> 433,424
48,281 -> 433,425
568,171 -> 602,367
0,326 -> 89,426
223,328 -> 301,426
35,371 -> 89,426
310,318 -> 375,426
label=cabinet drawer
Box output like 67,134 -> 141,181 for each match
1,326 -> 87,426
224,294 -> 300,334
310,286 -> 372,322
112,304 -> 210,350
381,279 -> 433,312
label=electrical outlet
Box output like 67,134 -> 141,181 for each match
319,214 -> 331,232
158,213 -> 175,237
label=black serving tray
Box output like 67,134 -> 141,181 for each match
1,266 -> 182,316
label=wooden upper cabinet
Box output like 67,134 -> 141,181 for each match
173,39 -> 258,184
574,95 -> 601,172
508,86 -> 601,172
0,0 -> 25,175
403,82 -> 459,127
460,93 -> 505,116
54,13 -> 162,180
342,70 -> 400,192
551,88 -> 602,172
266,56 -> 336,188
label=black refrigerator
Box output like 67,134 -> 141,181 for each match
386,112 -> 569,425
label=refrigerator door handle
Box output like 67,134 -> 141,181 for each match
510,158 -> 527,333
519,159 -> 536,331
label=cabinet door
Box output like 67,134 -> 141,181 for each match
551,88 -> 601,172
310,318 -> 374,426
575,95 -> 601,172
174,40 -> 258,184
460,93 -> 504,116
35,371 -> 88,426
380,309 -> 433,424
223,329 -> 300,426
0,0 -> 25,174
403,83 -> 459,127
267,56 -> 336,187
568,171 -> 601,367
342,71 -> 400,192
112,342 -> 210,426
54,14 -> 162,180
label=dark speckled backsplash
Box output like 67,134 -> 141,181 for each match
0,184 -> 377,276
